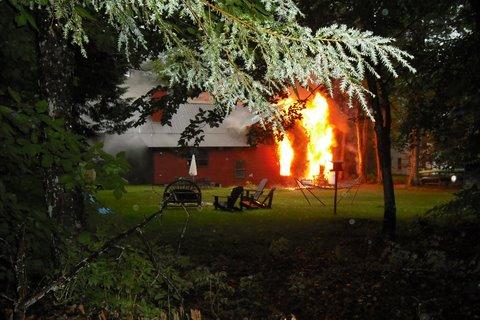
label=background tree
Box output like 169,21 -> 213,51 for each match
354,104 -> 369,182
405,0 -> 480,185
297,0 -> 479,237
372,0 -> 480,188
298,0 -> 420,238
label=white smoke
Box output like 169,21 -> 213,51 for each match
122,69 -> 161,99
223,106 -> 261,136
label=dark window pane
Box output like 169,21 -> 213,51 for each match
187,149 -> 209,167
234,160 -> 246,178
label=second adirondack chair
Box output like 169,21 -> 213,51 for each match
241,188 -> 276,209
242,178 -> 268,201
213,186 -> 244,211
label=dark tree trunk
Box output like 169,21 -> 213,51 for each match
373,127 -> 382,184
339,131 -> 347,180
367,75 -> 397,239
12,226 -> 27,320
407,129 -> 420,186
355,105 -> 368,182
36,12 -> 85,230
470,0 -> 480,32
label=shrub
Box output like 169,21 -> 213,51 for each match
426,185 -> 480,217
60,244 -> 233,318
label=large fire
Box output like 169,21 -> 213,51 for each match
278,134 -> 294,176
277,92 -> 335,180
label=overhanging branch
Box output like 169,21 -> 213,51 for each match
23,197 -> 171,310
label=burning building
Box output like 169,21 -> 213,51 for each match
138,88 -> 349,186
101,71 -> 407,185
102,91 -> 352,186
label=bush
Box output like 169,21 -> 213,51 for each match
59,244 -> 234,318
426,185 -> 480,217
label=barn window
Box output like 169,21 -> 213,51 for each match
189,149 -> 209,167
397,158 -> 402,170
234,160 -> 246,179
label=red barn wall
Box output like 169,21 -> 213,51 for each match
153,144 -> 292,186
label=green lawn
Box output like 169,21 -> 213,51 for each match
95,185 -> 472,318
97,184 -> 454,258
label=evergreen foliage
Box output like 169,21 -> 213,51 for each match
14,0 -> 414,128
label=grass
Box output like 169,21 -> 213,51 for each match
96,184 -> 454,258
95,185 -> 469,318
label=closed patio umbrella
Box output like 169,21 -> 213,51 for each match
189,154 -> 197,181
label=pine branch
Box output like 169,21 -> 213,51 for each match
30,0 -> 416,123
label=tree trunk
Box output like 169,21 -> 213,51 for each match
362,115 -> 368,179
407,129 -> 420,186
37,12 -> 74,120
13,226 -> 27,320
373,126 -> 382,184
339,131 -> 347,180
355,105 -> 367,182
367,75 -> 396,239
36,12 -> 85,230
469,0 -> 480,33
10,12 -> 87,319
466,0 -> 480,188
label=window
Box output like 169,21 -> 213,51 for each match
234,160 -> 246,179
397,158 -> 402,170
196,149 -> 209,166
187,149 -> 209,167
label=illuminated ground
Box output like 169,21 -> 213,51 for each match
95,185 -> 470,318
97,184 -> 454,253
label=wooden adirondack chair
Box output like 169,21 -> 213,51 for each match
241,187 -> 276,209
242,178 -> 268,201
213,186 -> 244,211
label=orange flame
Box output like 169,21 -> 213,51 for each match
278,134 -> 294,176
276,92 -> 335,181
302,93 -> 334,180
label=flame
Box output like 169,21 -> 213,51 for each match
276,92 -> 335,181
301,93 -> 334,180
278,134 -> 294,176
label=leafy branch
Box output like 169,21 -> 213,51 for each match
19,196 -> 172,311
20,0 -> 415,127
